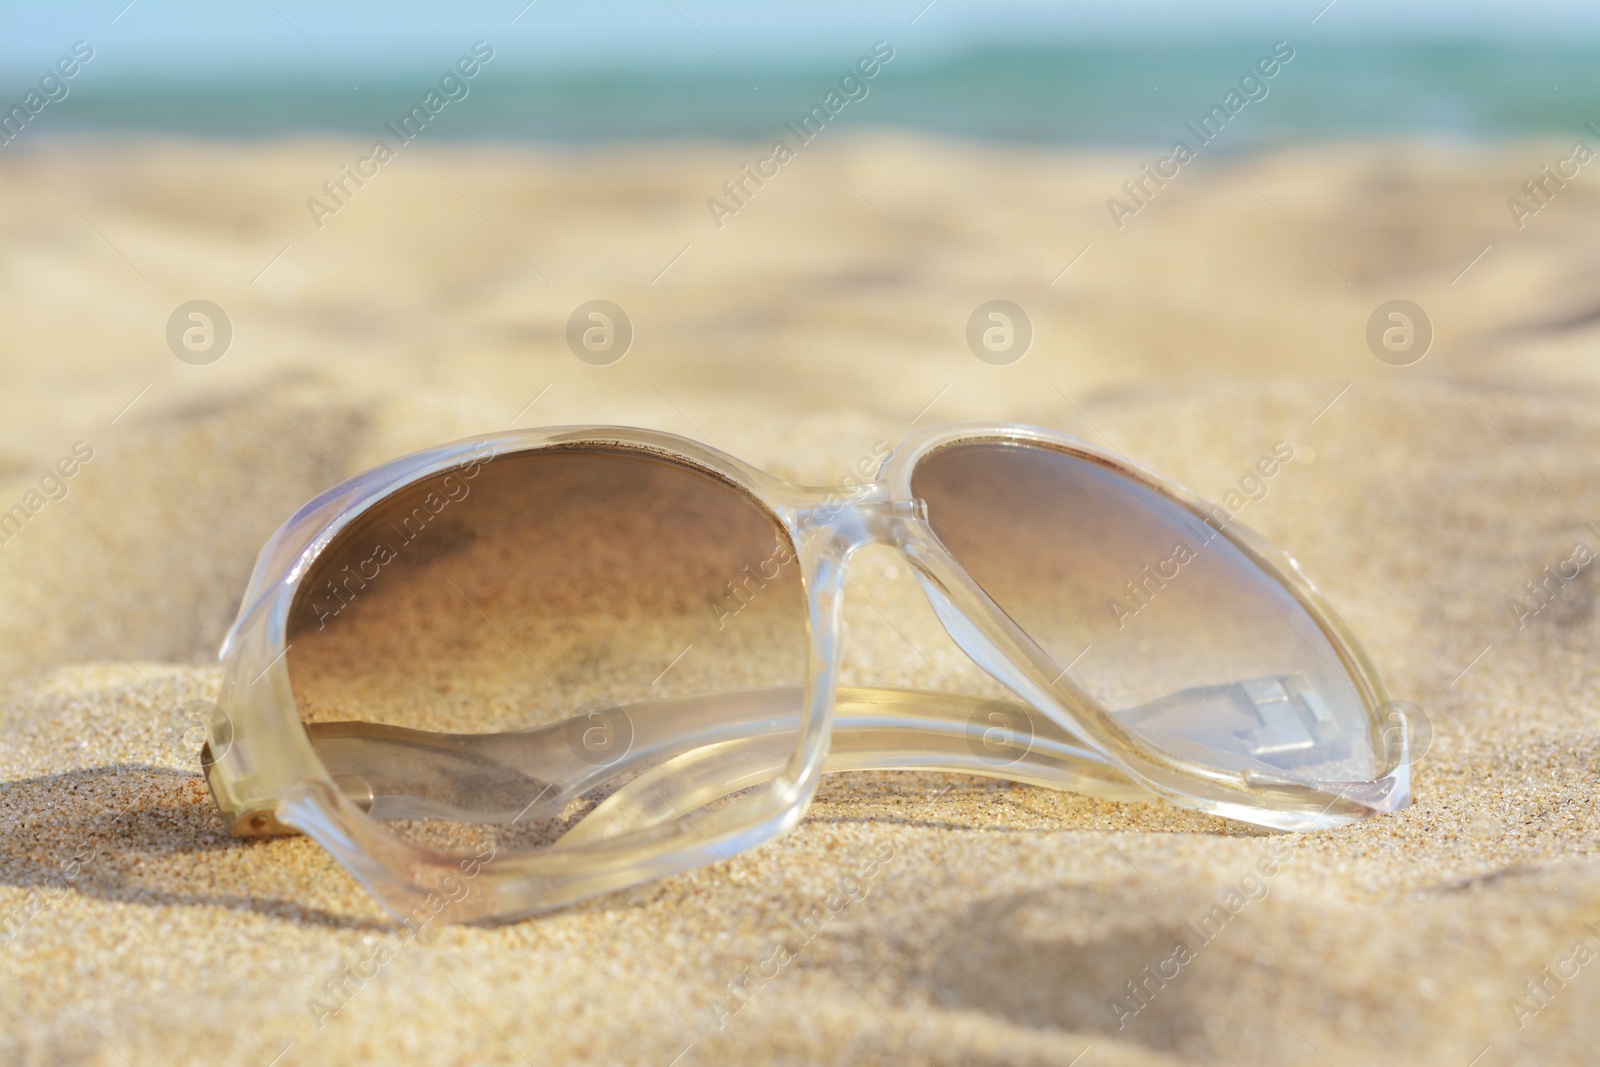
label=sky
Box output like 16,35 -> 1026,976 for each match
2,0 -> 1598,79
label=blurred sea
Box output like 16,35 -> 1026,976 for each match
11,38 -> 1600,146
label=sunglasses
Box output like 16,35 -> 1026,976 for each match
201,423 -> 1415,924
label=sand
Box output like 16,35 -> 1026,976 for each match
3,134 -> 1600,1065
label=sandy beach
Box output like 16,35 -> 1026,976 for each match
3,134 -> 1600,1064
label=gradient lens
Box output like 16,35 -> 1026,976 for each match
286,445 -> 808,854
911,441 -> 1377,782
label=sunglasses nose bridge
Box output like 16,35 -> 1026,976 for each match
793,496 -> 928,552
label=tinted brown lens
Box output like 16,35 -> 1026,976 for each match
912,441 -> 1376,781
286,446 -> 808,850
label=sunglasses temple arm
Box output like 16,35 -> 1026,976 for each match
258,686 -> 1148,838
550,705 -> 1154,849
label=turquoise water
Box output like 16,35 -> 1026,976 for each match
7,38 -> 1600,145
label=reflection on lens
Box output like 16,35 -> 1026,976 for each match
286,446 -> 809,856
912,441 -> 1376,782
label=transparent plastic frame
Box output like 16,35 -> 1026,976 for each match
205,423 -> 1413,924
